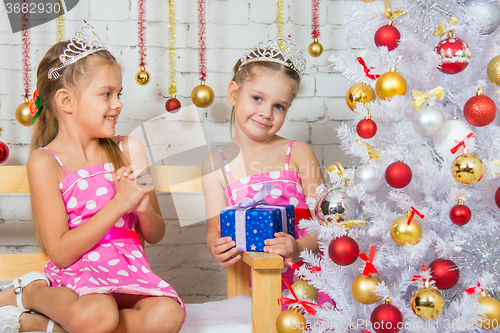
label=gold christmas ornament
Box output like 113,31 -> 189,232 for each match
411,281 -> 444,320
487,55 -> 500,86
292,278 -> 318,302
346,82 -> 376,111
15,99 -> 34,126
135,67 -> 150,85
352,274 -> 381,304
478,292 -> 500,330
451,148 -> 484,185
375,66 -> 407,100
191,81 -> 215,108
390,215 -> 422,246
276,309 -> 306,333
308,38 -> 323,57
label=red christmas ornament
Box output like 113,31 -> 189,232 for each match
374,23 -> 401,51
370,301 -> 403,333
0,141 -> 9,164
496,187 -> 500,209
357,116 -> 377,139
435,34 -> 471,74
463,89 -> 497,127
429,258 -> 460,290
449,201 -> 471,226
328,235 -> 359,266
385,161 -> 412,188
165,97 -> 181,113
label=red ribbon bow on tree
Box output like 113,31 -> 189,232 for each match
287,260 -> 321,272
465,282 -> 483,295
407,207 -> 424,225
412,265 -> 428,282
450,132 -> 475,154
357,57 -> 380,80
278,278 -> 318,315
359,245 -> 378,276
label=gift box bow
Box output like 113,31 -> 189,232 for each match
221,183 -> 289,251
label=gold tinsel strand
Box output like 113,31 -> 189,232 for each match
168,0 -> 177,96
56,0 -> 65,42
275,0 -> 284,40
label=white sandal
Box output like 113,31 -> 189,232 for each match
0,272 -> 50,312
0,305 -> 55,332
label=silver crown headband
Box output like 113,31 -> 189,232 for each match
48,23 -> 107,80
238,37 -> 306,76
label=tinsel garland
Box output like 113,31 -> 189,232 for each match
21,0 -> 30,100
312,0 -> 320,39
168,0 -> 177,96
137,0 -> 147,68
276,0 -> 284,39
56,0 -> 65,42
197,0 -> 207,82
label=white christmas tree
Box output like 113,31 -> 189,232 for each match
288,1 -> 500,332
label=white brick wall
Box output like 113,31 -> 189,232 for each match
0,0 -> 360,302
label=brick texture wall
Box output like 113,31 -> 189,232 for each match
0,0 -> 360,303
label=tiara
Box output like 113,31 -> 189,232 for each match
48,22 -> 107,80
238,37 -> 306,76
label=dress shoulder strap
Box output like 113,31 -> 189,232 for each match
118,135 -> 123,152
218,149 -> 234,184
39,147 -> 69,175
284,140 -> 295,171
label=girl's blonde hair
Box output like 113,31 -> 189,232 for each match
229,58 -> 301,137
31,41 -> 128,253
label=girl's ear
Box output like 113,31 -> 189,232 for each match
227,81 -> 239,107
54,88 -> 74,114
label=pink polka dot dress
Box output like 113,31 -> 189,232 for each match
220,140 -> 332,309
40,142 -> 184,310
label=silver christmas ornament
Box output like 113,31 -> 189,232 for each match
315,186 -> 346,224
412,105 -> 446,137
463,0 -> 500,35
354,164 -> 385,194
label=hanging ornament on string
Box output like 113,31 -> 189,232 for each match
487,55 -> 500,85
352,246 -> 381,304
429,258 -> 460,290
16,0 -> 33,127
463,88 -> 497,127
329,220 -> 366,266
449,198 -> 471,226
411,87 -> 445,137
277,277 -> 317,333
385,161 -> 412,188
433,17 -> 471,75
390,208 -> 423,246
463,0 -> 500,35
191,0 -> 214,108
315,185 -> 346,224
288,261 -> 320,302
354,164 -> 385,194
55,0 -> 65,42
451,138 -> 484,185
374,0 -> 405,51
375,66 -> 407,100
165,0 -> 181,113
357,112 -> 377,139
346,58 -> 378,111
411,267 -> 444,320
466,284 -> 500,330
135,0 -> 150,85
370,298 -> 404,333
308,0 -> 323,57
0,126 -> 9,164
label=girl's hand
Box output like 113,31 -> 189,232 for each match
113,165 -> 153,211
263,232 -> 301,265
131,170 -> 155,215
209,224 -> 241,267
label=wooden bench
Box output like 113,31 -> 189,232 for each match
0,165 -> 283,333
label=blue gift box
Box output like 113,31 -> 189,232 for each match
220,205 -> 295,252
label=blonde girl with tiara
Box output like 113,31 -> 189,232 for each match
0,23 -> 185,333
202,38 -> 332,308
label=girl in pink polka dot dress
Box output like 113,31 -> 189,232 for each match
202,38 -> 333,310
0,23 -> 184,333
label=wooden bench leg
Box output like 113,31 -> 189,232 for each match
226,253 -> 251,298
250,267 -> 281,333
